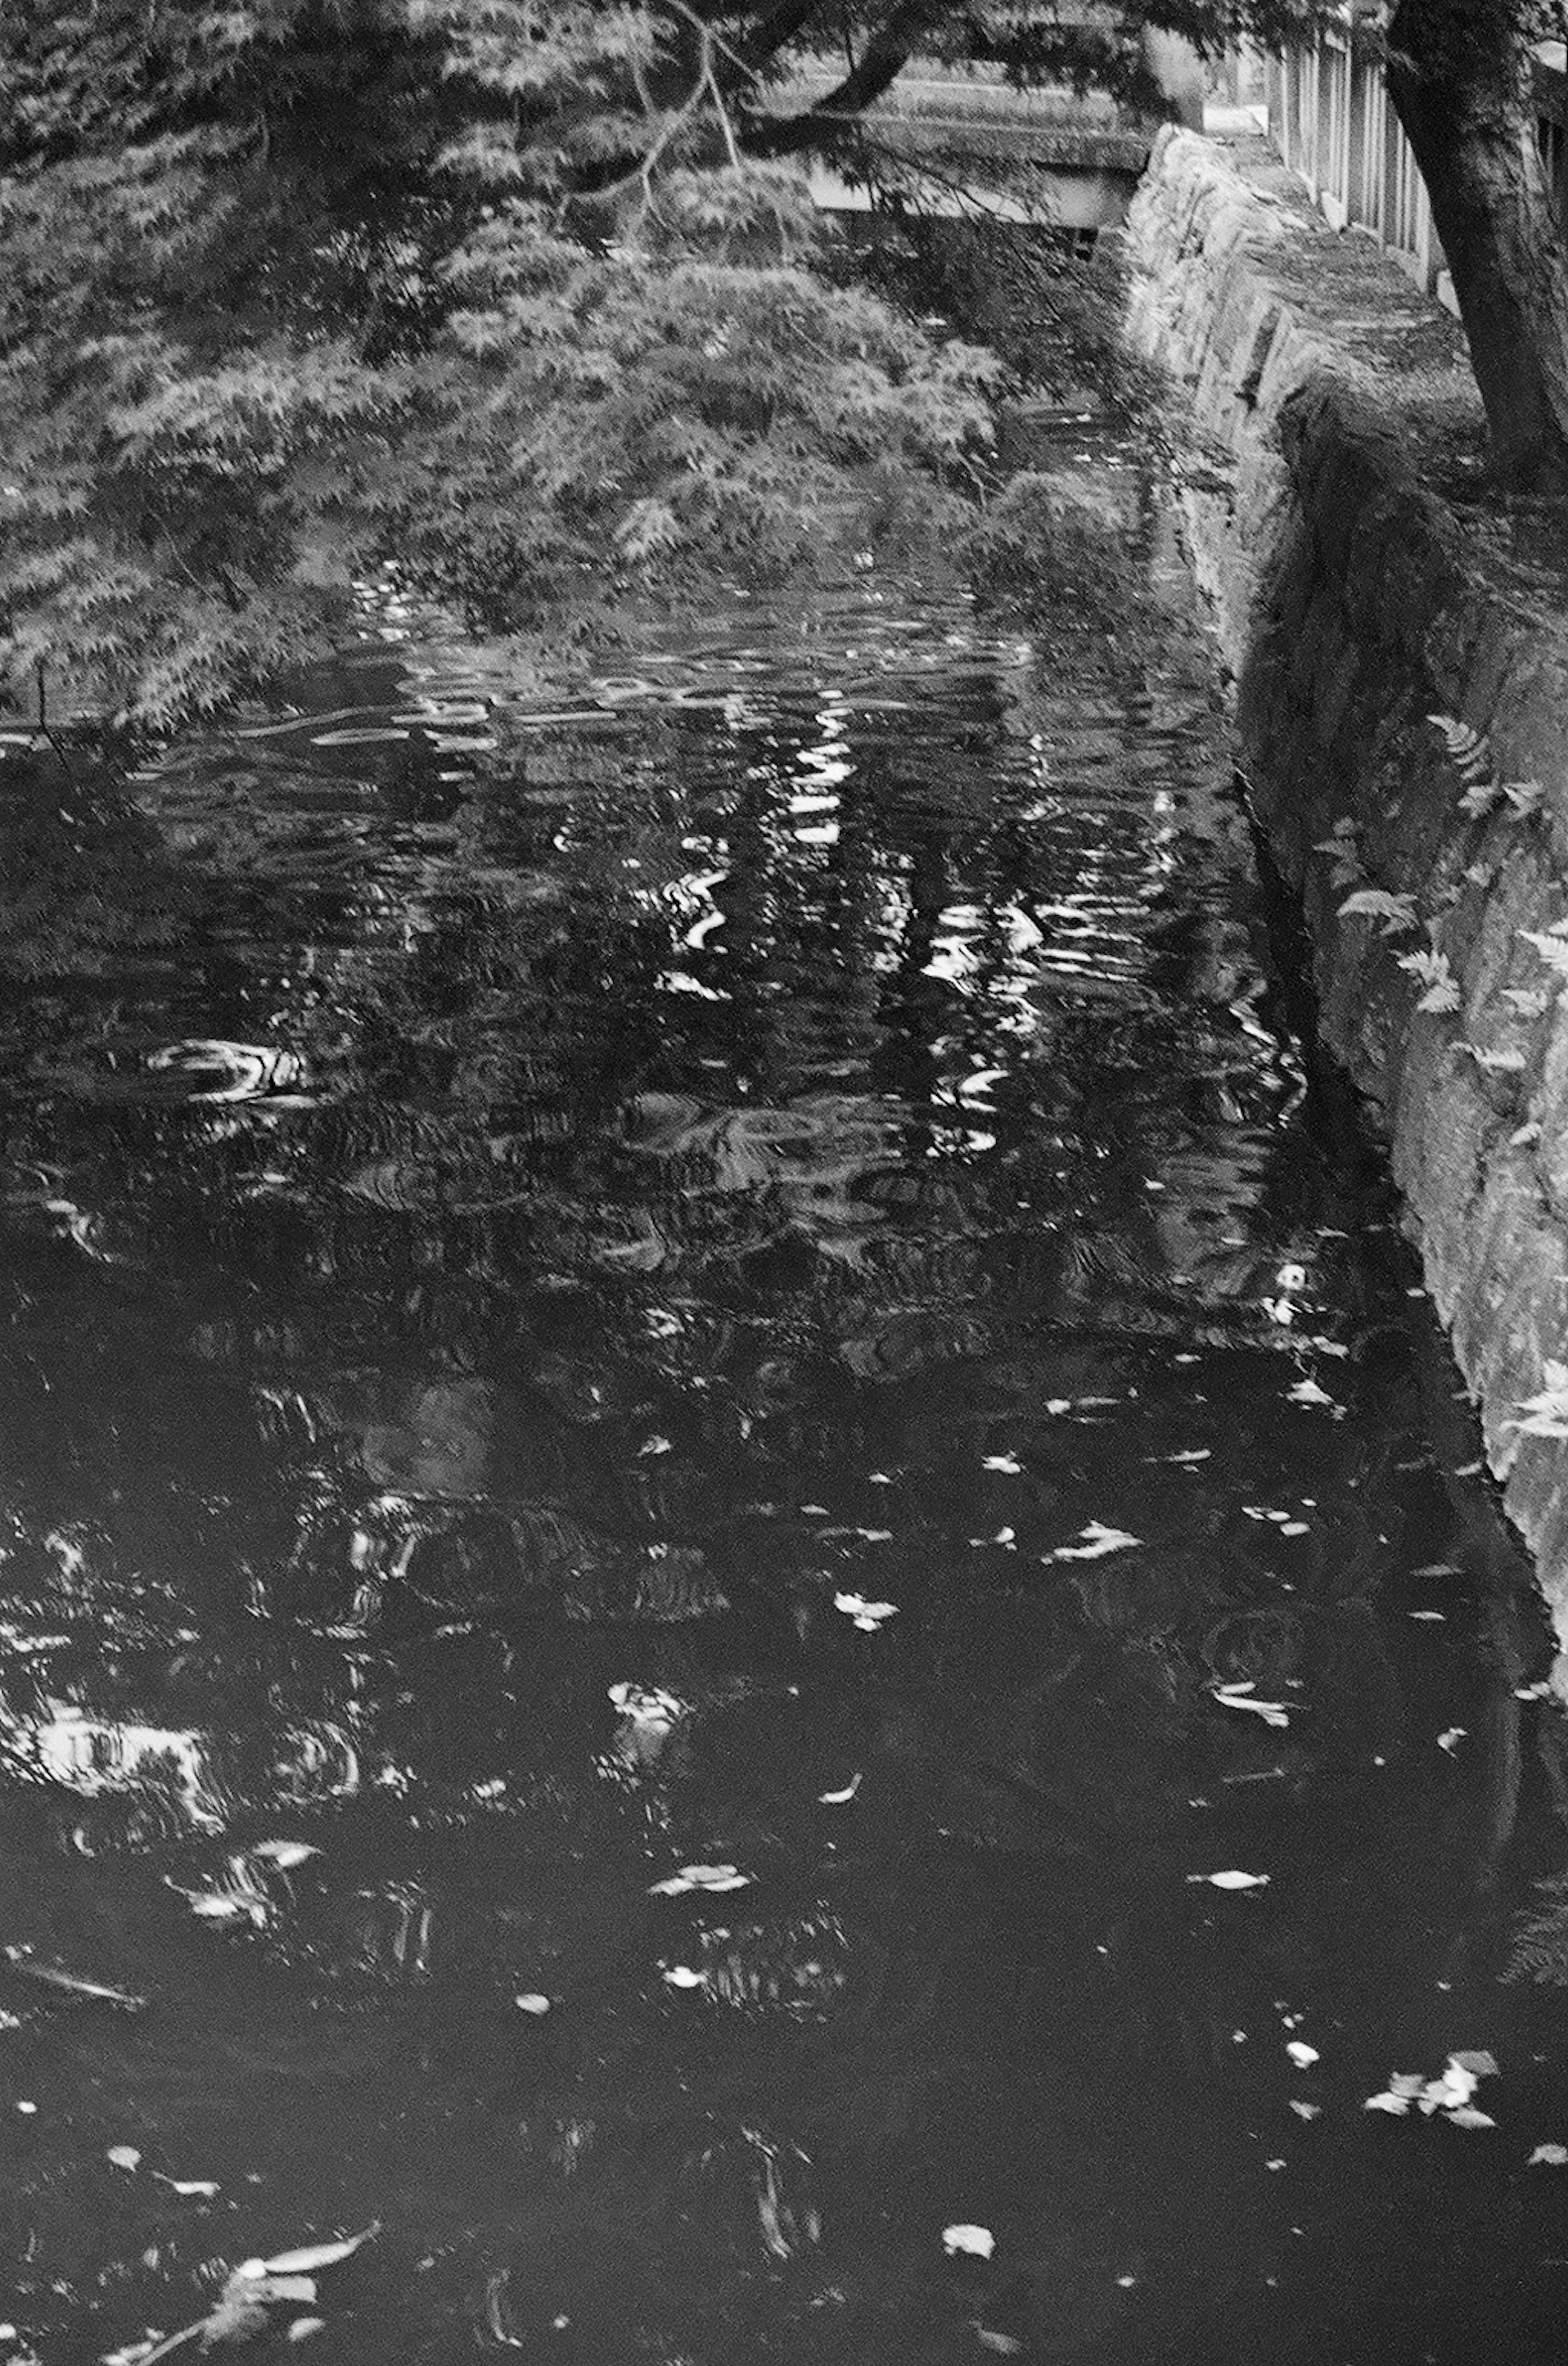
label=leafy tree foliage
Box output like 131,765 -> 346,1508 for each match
0,2 -> 996,724
5,0 -> 1564,728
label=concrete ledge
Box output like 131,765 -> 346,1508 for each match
1124,127 -> 1568,1649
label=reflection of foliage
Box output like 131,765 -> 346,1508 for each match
1505,1875 -> 1568,1985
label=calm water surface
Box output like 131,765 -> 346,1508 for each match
4,370 -> 1568,2364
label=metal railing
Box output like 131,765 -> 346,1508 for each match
1265,18 -> 1568,317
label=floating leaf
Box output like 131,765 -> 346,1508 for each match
648,1863 -> 752,1897
1187,1870 -> 1270,1891
1213,1684 -> 1290,1730
244,2225 -> 380,2277
1052,1523 -> 1140,1561
833,1592 -> 898,1631
942,2223 -> 996,2259
2,1947 -> 146,2009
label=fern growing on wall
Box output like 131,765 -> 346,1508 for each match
1506,1874 -> 1568,1984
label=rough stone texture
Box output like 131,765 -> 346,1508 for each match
1124,127 -> 1568,1646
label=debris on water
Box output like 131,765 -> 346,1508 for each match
1286,2041 -> 1319,2069
2,1947 -> 147,2010
1529,2143 -> 1568,2167
155,2174 -> 220,2197
1364,2053 -> 1497,2123
164,1874 -> 268,1928
1051,1523 -> 1140,1561
1289,2101 -> 1321,2120
107,2145 -> 142,2171
239,2226 -> 381,2277
982,1453 -> 1021,1473
513,1993 -> 552,2014
1437,1728 -> 1466,1753
648,1863 -> 752,1896
1287,1378 -> 1336,1407
249,1842 -> 320,1869
661,1965 -> 707,1989
1213,1682 -> 1290,1729
942,2223 -> 995,2259
106,2225 -> 378,2361
833,1592 -> 898,1631
819,1774 -> 862,1803
1187,1869 -> 1270,1890
1411,1563 -> 1462,1578
1409,1610 -> 1446,1621
1515,1680 -> 1554,1700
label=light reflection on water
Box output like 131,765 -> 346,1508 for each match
0,421 -> 1566,2365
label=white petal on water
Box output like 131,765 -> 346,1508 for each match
1287,1378 -> 1336,1406
819,1774 -> 862,1804
661,1966 -> 707,1989
249,1842 -> 321,1869
1289,2101 -> 1321,2120
833,1593 -> 898,1626
514,1993 -> 552,2015
1437,1728 -> 1466,1753
1529,2143 -> 1568,2166
287,2324 -> 327,2345
1285,2041 -> 1319,2069
982,1454 -> 1022,1473
1214,1686 -> 1290,1729
942,2223 -> 996,2259
648,1863 -> 753,1897
107,2145 -> 141,2171
1444,2106 -> 1497,2129
156,2175 -> 220,2197
1187,1870 -> 1270,1890
1364,2092 -> 1411,2115
243,2223 -> 380,2277
1053,1523 -> 1141,1561
1409,1610 -> 1446,1621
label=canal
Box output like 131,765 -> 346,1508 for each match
3,234 -> 1568,2365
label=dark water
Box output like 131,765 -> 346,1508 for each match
4,370 -> 1568,2366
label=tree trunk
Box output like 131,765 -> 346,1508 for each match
1385,0 -> 1568,491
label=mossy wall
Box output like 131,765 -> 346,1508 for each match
1125,128 -> 1568,1650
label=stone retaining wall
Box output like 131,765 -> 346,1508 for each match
1123,126 -> 1568,1647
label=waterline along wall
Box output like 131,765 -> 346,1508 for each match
1124,127 -> 1568,1665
